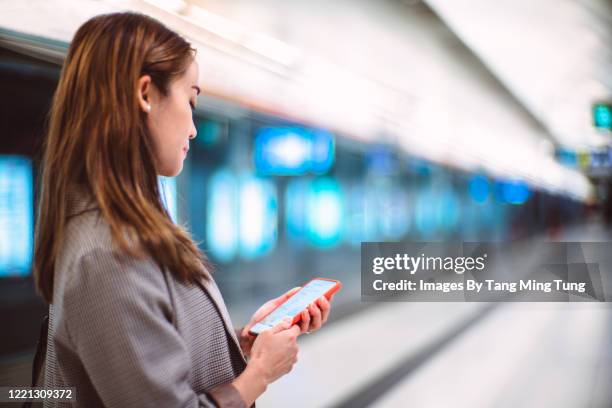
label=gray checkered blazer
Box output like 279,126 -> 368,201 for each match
42,190 -> 253,407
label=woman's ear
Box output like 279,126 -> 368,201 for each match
137,75 -> 153,114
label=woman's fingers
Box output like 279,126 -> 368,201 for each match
308,302 -> 322,330
317,296 -> 331,324
299,309 -> 310,333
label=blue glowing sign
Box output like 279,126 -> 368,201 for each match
0,156 -> 33,277
206,170 -> 278,261
494,180 -> 530,205
366,145 -> 396,174
285,179 -> 309,242
468,175 -> 489,203
555,149 -> 577,168
254,126 -> 334,175
593,103 -> 612,130
306,178 -> 343,248
238,175 -> 277,259
206,170 -> 239,262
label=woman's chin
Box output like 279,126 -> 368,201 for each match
158,163 -> 183,178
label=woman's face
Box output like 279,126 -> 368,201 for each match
139,59 -> 200,177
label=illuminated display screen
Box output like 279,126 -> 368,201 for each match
238,175 -> 277,259
0,156 -> 33,277
206,170 -> 277,261
207,170 -> 239,262
306,178 -> 343,247
593,103 -> 612,130
254,126 -> 334,175
250,279 -> 337,334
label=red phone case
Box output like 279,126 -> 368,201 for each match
248,277 -> 342,336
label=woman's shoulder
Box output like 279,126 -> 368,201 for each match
57,214 -> 176,351
58,214 -> 174,329
58,194 -> 169,302
61,202 -> 113,270
62,186 -> 113,253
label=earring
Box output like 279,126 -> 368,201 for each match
146,104 -> 151,112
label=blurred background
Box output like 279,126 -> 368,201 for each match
0,0 -> 611,406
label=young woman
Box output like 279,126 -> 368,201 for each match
34,12 -> 333,407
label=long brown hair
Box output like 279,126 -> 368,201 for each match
34,12 -> 211,304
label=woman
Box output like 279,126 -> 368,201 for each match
34,12 -> 333,407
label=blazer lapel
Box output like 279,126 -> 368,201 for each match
198,276 -> 246,361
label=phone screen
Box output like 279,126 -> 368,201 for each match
250,279 -> 337,334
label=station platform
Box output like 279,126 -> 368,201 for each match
259,222 -> 612,407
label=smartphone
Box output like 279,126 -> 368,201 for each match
248,278 -> 342,336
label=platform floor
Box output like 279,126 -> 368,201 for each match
259,223 -> 612,408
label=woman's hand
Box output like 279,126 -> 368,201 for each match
239,286 -> 335,357
232,318 -> 300,406
294,293 -> 334,335
249,318 -> 301,383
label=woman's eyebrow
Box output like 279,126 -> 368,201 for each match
191,85 -> 201,95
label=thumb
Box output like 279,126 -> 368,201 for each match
286,286 -> 301,296
271,287 -> 302,307
270,317 -> 293,334
278,287 -> 300,302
